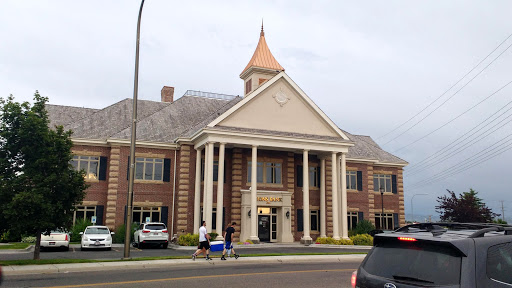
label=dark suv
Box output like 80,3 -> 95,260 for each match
352,222 -> 512,287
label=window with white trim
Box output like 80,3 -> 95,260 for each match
73,206 -> 96,224
135,158 -> 164,181
374,213 -> 393,230
71,156 -> 99,180
373,174 -> 391,192
133,206 -> 161,223
311,210 -> 319,231
346,171 -> 357,190
248,161 -> 282,184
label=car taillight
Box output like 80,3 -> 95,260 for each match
351,271 -> 357,288
162,230 -> 168,233
398,237 -> 417,242
142,230 -> 151,233
65,234 -> 69,241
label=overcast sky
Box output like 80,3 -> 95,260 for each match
2,1 -> 512,221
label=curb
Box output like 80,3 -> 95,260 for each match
2,254 -> 366,276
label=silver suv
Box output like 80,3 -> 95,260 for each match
133,222 -> 169,249
352,222 -> 512,287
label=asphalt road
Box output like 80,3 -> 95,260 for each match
0,244 -> 370,261
3,257 -> 362,288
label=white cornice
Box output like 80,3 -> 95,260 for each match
192,129 -> 352,153
71,138 -> 178,149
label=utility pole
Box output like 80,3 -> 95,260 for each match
500,200 -> 505,221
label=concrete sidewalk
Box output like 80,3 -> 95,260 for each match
2,254 -> 366,276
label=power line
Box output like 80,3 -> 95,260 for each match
406,105 -> 512,175
377,32 -> 512,142
407,139 -> 512,189
393,79 -> 512,153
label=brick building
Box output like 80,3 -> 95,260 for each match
46,27 -> 407,244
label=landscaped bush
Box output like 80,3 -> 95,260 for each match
315,237 -> 353,245
0,230 -> 21,243
237,239 -> 254,245
353,219 -> 375,236
178,233 -> 199,246
209,232 -> 218,240
21,236 -> 37,243
350,234 -> 373,246
113,223 -> 137,244
70,219 -> 92,242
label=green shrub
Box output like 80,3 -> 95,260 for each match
316,237 -> 353,245
113,223 -> 138,244
354,219 -> 375,235
178,233 -> 199,246
209,232 -> 218,240
337,238 -> 354,245
70,219 -> 92,242
0,230 -> 21,243
21,236 -> 37,243
350,234 -> 373,246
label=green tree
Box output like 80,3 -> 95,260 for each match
0,92 -> 87,260
435,188 -> 498,223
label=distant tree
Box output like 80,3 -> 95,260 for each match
435,188 -> 498,223
0,92 -> 87,260
493,218 -> 508,225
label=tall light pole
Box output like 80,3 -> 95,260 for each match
380,186 -> 384,230
411,193 -> 428,223
124,0 -> 145,259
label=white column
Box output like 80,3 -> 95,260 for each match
302,150 -> 312,242
206,142 -> 215,232
202,144 -> 208,220
340,153 -> 348,239
250,145 -> 259,242
320,157 -> 326,238
215,143 -> 225,239
194,148 -> 202,231
331,152 -> 340,240
337,154 -> 343,238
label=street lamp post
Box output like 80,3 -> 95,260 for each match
380,187 -> 384,230
411,193 -> 428,223
124,0 -> 145,259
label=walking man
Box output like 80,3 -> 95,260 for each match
192,221 -> 212,260
221,222 -> 239,260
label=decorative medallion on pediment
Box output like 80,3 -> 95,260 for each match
273,88 -> 290,107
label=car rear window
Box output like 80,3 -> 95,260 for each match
487,242 -> 512,285
145,224 -> 166,230
362,241 -> 462,286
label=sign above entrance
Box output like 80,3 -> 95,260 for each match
257,196 -> 282,202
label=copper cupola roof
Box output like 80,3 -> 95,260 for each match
240,24 -> 285,77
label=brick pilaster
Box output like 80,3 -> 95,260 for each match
105,146 -> 120,228
177,146 -> 190,236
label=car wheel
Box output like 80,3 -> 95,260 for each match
106,247 -> 112,251
138,238 -> 143,249
163,243 -> 168,249
81,247 -> 86,251
63,246 -> 69,252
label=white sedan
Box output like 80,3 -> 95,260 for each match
80,226 -> 115,251
40,230 -> 70,251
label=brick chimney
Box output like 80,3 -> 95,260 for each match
161,86 -> 174,103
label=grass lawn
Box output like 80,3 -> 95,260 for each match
0,251 -> 367,266
0,243 -> 32,250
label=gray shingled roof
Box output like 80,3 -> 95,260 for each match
46,104 -> 99,128
343,131 -> 408,164
45,95 -> 406,165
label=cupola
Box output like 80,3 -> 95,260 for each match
240,23 -> 284,96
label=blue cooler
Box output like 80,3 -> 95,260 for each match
210,241 -> 223,252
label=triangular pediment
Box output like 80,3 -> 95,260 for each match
208,73 -> 349,140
